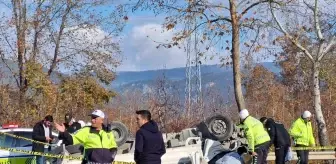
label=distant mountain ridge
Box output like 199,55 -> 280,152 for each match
111,62 -> 281,99
0,60 -> 62,86
0,61 -> 281,100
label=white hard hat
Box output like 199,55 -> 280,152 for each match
89,109 -> 105,118
77,120 -> 85,128
302,111 -> 312,119
239,109 -> 249,120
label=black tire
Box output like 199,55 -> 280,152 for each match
109,121 -> 129,146
204,115 -> 234,141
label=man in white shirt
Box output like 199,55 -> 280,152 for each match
32,115 -> 54,164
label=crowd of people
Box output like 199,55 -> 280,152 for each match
31,109 -> 166,164
30,108 -> 315,164
239,109 -> 315,164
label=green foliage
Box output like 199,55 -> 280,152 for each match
0,0 -> 126,125
0,61 -> 117,126
59,75 -> 116,111
25,61 -> 56,99
320,56 -> 336,84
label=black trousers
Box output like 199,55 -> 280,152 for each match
296,145 -> 309,164
253,141 -> 271,164
275,145 -> 290,164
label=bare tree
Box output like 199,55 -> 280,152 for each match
0,0 -> 126,114
269,0 -> 336,146
202,84 -> 234,118
129,0 -> 271,112
149,72 -> 182,132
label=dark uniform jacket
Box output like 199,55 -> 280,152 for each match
264,118 -> 291,147
59,122 -> 82,146
134,120 -> 166,164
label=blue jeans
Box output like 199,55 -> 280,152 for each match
36,155 -> 45,164
35,148 -> 47,164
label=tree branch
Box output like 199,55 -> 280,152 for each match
48,1 -> 73,76
209,17 -> 232,23
313,0 -> 324,41
303,1 -> 314,10
316,40 -> 324,61
247,26 -> 260,56
31,0 -> 45,61
318,36 -> 336,61
196,3 -> 230,11
38,3 -> 66,33
183,17 -> 231,39
241,0 -> 268,17
0,32 -> 16,55
269,2 -> 315,63
0,51 -> 19,87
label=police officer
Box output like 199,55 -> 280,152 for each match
260,117 -> 291,164
63,113 -> 82,133
55,109 -> 118,164
58,113 -> 82,146
239,109 -> 271,164
289,111 -> 315,164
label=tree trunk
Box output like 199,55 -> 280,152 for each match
312,62 -> 329,146
229,0 -> 246,111
12,0 -> 28,116
48,2 -> 72,76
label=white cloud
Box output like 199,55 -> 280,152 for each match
57,26 -> 121,73
118,23 -> 223,71
119,23 -> 187,71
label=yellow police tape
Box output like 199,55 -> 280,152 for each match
0,132 -> 135,163
0,146 -> 135,164
0,131 -> 51,146
0,145 -> 82,160
291,146 -> 336,151
1,131 -> 335,161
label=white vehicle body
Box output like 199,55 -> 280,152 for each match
115,143 -> 202,164
114,137 -> 246,164
0,130 -> 242,164
61,142 -> 202,164
0,128 -> 61,162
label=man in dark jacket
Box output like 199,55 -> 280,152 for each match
63,113 -> 82,133
260,117 -> 291,164
134,110 -> 166,164
32,115 -> 54,164
59,113 -> 82,146
50,113 -> 84,164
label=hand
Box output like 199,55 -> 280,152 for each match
46,137 -> 53,142
252,152 -> 258,156
54,122 -> 66,132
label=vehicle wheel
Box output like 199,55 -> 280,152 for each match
204,115 -> 234,141
109,121 -> 129,146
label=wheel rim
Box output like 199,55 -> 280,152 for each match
210,119 -> 227,135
